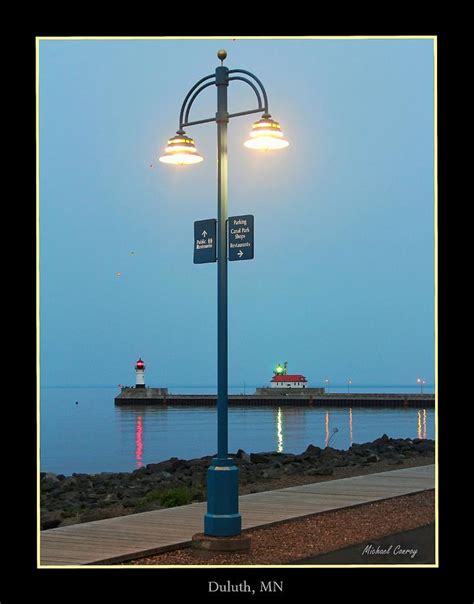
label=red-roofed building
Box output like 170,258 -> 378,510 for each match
270,373 -> 308,389
255,362 -> 324,395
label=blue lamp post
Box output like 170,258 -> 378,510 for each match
159,49 -> 289,537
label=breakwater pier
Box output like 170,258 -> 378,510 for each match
115,389 -> 434,408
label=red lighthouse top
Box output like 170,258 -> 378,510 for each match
135,358 -> 145,370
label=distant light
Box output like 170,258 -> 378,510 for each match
159,131 -> 203,165
244,115 -> 289,150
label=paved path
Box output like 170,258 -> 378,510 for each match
40,464 -> 435,566
293,523 -> 435,565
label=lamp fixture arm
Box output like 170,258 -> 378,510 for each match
179,73 -> 216,131
183,80 -> 217,126
227,76 -> 263,111
228,69 -> 269,115
178,67 -> 270,130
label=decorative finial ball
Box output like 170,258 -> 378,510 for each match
217,49 -> 227,62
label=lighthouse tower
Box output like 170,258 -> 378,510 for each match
135,358 -> 146,388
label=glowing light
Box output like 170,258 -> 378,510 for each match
244,116 -> 289,150
159,132 -> 203,165
136,415 -> 143,468
416,377 -> 427,393
276,407 -> 284,453
325,412 -> 330,447
423,408 -> 427,439
417,410 -> 422,439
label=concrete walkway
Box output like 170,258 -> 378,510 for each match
293,523 -> 435,565
40,464 -> 435,566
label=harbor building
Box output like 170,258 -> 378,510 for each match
255,362 -> 325,395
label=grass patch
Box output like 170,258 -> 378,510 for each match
141,486 -> 204,508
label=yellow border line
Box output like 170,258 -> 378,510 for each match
41,563 -> 437,569
433,36 -> 438,568
36,36 -> 41,569
37,35 -> 438,570
36,35 -> 436,41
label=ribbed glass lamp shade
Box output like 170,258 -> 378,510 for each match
244,116 -> 289,150
159,132 -> 203,165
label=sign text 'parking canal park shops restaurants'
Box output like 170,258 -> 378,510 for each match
193,215 -> 254,263
228,215 -> 254,261
193,219 -> 217,264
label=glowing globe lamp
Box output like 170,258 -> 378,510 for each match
244,115 -> 289,150
159,131 -> 203,165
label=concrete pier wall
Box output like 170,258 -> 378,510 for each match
114,389 -> 435,408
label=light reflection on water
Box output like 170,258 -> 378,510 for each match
349,407 -> 353,446
276,408 -> 283,453
417,408 -> 427,440
135,415 -> 143,469
40,388 -> 435,475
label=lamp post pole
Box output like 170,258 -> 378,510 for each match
204,61 -> 242,537
159,49 -> 289,538
417,377 -> 425,394
216,63 -> 229,463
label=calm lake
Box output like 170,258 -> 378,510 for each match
40,387 -> 435,475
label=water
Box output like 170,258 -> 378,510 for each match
40,387 -> 435,475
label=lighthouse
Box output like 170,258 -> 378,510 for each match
135,357 -> 146,388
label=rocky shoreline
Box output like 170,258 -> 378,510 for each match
40,435 -> 435,530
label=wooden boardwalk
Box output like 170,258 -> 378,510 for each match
40,464 -> 435,566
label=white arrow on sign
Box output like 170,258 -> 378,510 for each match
202,230 -> 207,237
238,250 -> 244,258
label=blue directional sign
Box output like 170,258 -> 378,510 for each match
228,215 -> 254,261
194,219 -> 217,264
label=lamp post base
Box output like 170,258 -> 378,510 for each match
204,459 -> 241,536
191,532 -> 250,559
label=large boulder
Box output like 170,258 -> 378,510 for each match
366,453 -> 380,463
319,447 -> 343,463
305,466 -> 334,476
41,474 -> 61,492
146,460 -> 175,473
304,444 -> 322,456
373,434 -> 391,445
262,469 -> 280,480
235,449 -> 251,462
41,510 -> 63,530
250,453 -> 271,464
349,444 -> 366,456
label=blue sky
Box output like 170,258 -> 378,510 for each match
39,37 -> 435,388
